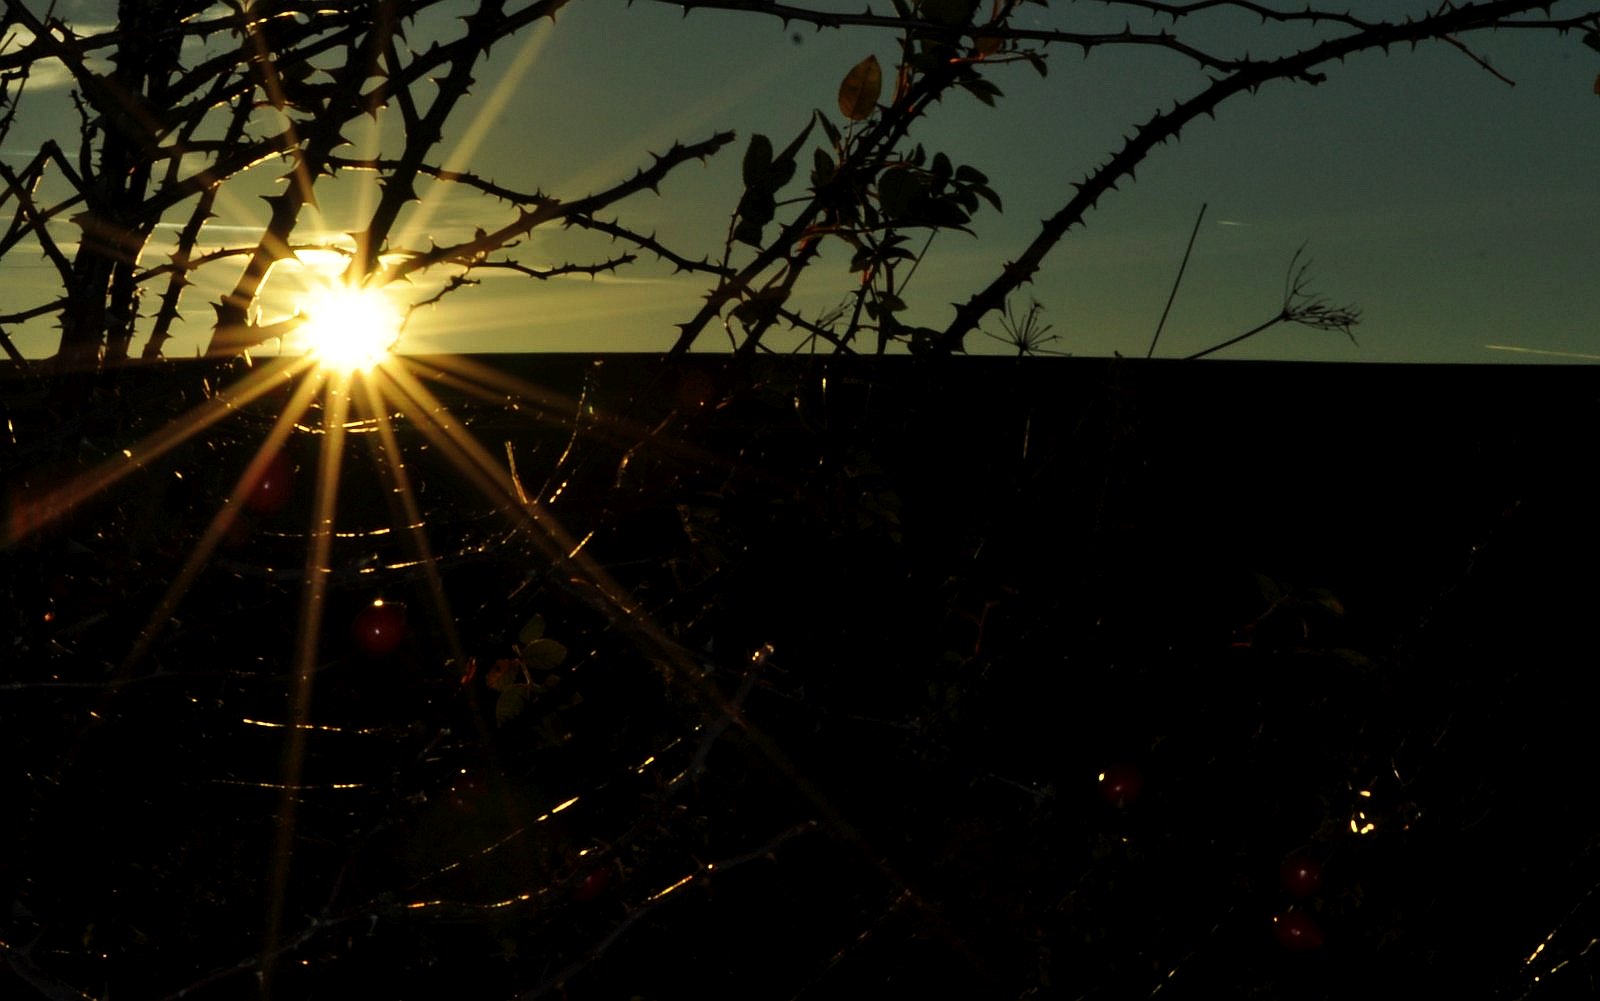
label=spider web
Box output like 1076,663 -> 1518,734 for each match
3,356 -> 1599,1000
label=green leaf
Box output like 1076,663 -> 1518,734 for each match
1329,648 -> 1376,672
522,637 -> 568,671
517,614 -> 546,645
838,54 -> 883,122
495,687 -> 528,725
1306,588 -> 1345,617
1254,572 -> 1283,604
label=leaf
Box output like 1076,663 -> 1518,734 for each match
954,164 -> 988,185
959,76 -> 1003,106
920,0 -> 978,26
1254,572 -> 1283,604
772,116 -> 817,178
812,147 -> 836,186
878,166 -> 923,219
838,55 -> 883,122
522,637 -> 568,672
518,614 -> 546,645
1329,648 -> 1376,672
818,112 -> 841,147
742,134 -> 774,188
1306,587 -> 1345,617
733,188 -> 776,246
495,687 -> 528,725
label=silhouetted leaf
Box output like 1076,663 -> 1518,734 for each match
742,134 -> 774,188
839,55 -> 882,121
818,112 -> 841,146
733,189 -> 776,246
812,147 -> 836,186
878,166 -> 923,219
920,0 -> 978,27
959,76 -> 1003,106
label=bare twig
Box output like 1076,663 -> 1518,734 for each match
1147,202 -> 1207,358
1185,246 -> 1359,360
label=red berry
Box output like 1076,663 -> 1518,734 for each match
1098,762 -> 1143,808
573,866 -> 611,903
353,600 -> 406,656
1273,910 -> 1325,951
1280,855 -> 1323,897
245,450 -> 295,515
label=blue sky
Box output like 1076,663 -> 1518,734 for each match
3,0 -> 1597,361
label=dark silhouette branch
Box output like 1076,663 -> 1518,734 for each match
935,0 -> 1569,354
1185,246 -> 1358,360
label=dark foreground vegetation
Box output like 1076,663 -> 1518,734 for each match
3,355 -> 1599,1000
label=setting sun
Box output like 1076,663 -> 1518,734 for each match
298,282 -> 403,375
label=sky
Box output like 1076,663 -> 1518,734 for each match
2,0 -> 1598,362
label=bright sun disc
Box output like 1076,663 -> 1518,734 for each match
299,284 -> 403,374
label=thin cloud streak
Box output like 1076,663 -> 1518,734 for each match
1485,344 -> 1600,362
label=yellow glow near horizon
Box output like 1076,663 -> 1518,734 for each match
298,282 -> 403,375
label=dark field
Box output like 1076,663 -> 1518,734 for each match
4,355 -> 1598,999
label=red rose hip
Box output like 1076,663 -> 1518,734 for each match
1273,909 -> 1325,951
353,600 -> 407,656
1098,762 -> 1143,808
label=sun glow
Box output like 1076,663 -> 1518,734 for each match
298,282 -> 404,375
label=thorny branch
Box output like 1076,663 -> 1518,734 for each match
0,0 -> 1594,364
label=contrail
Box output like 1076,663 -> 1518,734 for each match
1485,344 -> 1600,362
